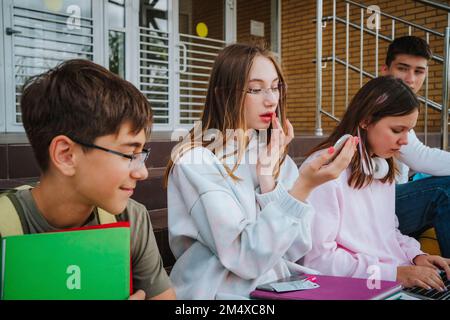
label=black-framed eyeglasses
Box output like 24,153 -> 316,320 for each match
245,82 -> 287,96
70,137 -> 150,171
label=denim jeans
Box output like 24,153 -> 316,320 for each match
395,175 -> 450,258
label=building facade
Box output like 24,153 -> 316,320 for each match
1,0 -> 449,136
0,0 -> 281,133
1,0 -> 449,272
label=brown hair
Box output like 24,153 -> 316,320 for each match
164,42 -> 288,186
307,76 -> 419,189
21,59 -> 153,172
385,36 -> 432,66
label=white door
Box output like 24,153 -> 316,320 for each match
2,0 -> 232,132
0,2 -> 6,132
177,0 -> 226,126
1,0 -> 138,133
139,0 -> 172,129
139,0 -> 227,131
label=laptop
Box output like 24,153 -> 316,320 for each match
402,270 -> 450,300
250,273 -> 403,300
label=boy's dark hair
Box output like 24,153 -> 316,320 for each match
385,36 -> 432,66
21,59 -> 153,172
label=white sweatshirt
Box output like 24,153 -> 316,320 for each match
396,130 -> 450,183
167,136 -> 316,299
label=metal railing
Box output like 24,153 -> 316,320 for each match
315,0 -> 450,149
178,33 -> 225,124
139,27 -> 170,124
139,27 -> 225,126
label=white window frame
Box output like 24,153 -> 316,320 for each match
2,0 -> 102,132
271,0 -> 281,57
93,0 -> 106,66
142,0 -> 176,132
0,1 -> 6,132
103,0 -> 139,84
0,0 -> 241,133
170,0 -> 228,132
168,0 -> 179,131
225,0 -> 280,54
3,0 -> 19,132
126,0 -> 139,87
225,0 -> 236,44
139,0 -> 229,132
93,0 -> 139,84
1,0 -> 140,133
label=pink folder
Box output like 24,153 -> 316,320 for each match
250,274 -> 402,300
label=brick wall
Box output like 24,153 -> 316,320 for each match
191,0 -> 224,40
190,0 -> 273,51
237,0 -> 273,46
281,0 -> 450,134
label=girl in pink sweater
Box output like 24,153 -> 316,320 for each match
303,76 -> 450,291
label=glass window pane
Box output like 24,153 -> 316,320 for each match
140,0 -> 168,32
109,30 -> 125,78
11,1 -> 94,126
14,0 -> 92,18
108,0 -> 125,30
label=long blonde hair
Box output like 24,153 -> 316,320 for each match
164,43 -> 289,187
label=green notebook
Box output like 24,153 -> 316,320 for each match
0,223 -> 130,300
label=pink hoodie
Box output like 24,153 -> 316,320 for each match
303,166 -> 424,281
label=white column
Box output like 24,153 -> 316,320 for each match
225,0 -> 236,44
169,0 -> 180,129
2,0 -> 20,132
92,0 -> 105,66
126,0 -> 140,87
0,0 -> 7,132
271,0 -> 281,57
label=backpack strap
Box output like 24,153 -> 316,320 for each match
0,184 -> 117,237
14,185 -> 34,191
97,208 -> 117,224
0,188 -> 31,237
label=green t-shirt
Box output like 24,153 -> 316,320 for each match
10,189 -> 171,298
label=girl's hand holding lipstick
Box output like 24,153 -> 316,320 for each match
257,114 -> 294,194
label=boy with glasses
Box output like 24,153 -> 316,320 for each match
1,59 -> 175,300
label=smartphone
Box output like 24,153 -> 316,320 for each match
334,134 -> 352,153
326,134 -> 352,164
256,273 -> 307,292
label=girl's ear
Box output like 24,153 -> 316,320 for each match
359,118 -> 371,130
